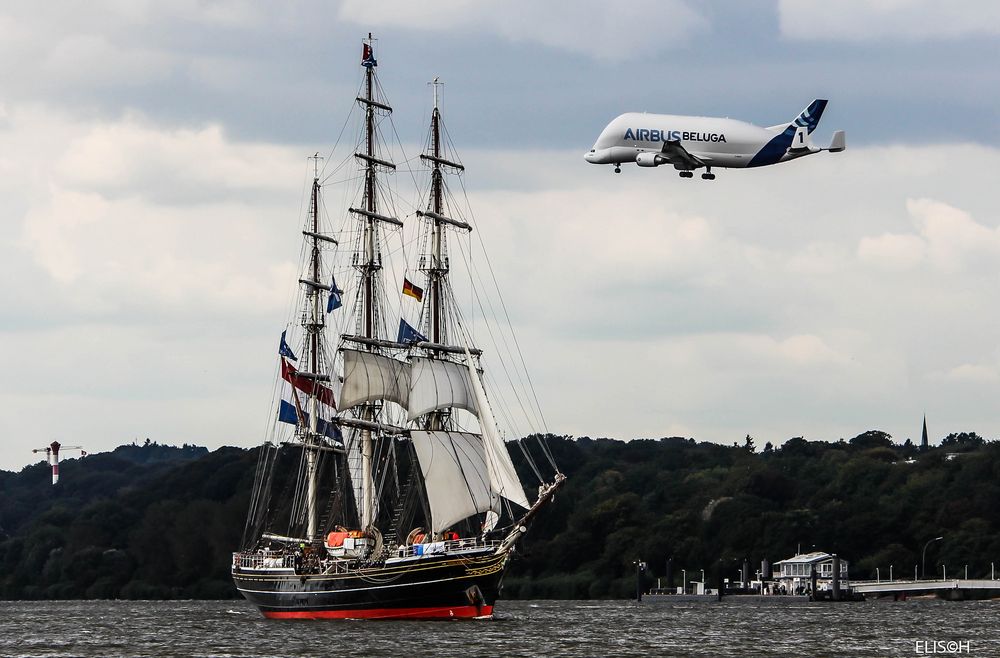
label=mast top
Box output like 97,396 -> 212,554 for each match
362,33 -> 378,69
430,76 -> 443,111
309,152 -> 323,179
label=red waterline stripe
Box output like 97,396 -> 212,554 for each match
263,605 -> 493,620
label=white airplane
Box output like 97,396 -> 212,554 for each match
584,99 -> 845,179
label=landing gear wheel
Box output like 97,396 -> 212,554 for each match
679,171 -> 693,178
701,172 -> 716,180
614,164 -> 621,174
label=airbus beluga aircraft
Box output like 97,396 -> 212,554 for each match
585,99 -> 845,179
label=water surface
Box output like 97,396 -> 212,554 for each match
1,598 -> 996,657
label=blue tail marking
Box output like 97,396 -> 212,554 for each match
748,99 -> 828,168
794,99 -> 827,135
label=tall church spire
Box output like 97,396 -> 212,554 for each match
921,414 -> 929,450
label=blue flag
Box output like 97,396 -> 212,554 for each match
397,318 -> 427,344
278,330 -> 297,361
327,274 -> 343,313
278,399 -> 342,442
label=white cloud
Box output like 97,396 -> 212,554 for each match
935,363 -> 1000,384
53,114 -> 301,203
0,107 -> 313,469
456,143 -> 1000,448
858,197 -> 1000,272
337,0 -> 708,61
0,2 -> 305,102
858,232 -> 926,270
4,101 -> 1000,470
910,198 -> 1000,271
6,108 -> 306,320
779,0 -> 1000,41
1,1 -> 999,475
41,34 -> 174,87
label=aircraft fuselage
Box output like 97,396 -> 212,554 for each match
585,100 -> 844,177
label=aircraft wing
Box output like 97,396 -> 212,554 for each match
659,139 -> 707,169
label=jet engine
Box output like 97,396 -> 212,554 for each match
635,152 -> 663,167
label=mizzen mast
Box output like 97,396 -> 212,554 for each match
304,152 -> 323,540
293,150 -> 342,541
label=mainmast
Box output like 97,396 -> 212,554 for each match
350,33 -> 400,530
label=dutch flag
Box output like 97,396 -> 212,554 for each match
277,358 -> 342,442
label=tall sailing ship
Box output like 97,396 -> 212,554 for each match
231,35 -> 564,620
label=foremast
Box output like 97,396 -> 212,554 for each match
405,80 -> 541,540
416,78 -> 471,432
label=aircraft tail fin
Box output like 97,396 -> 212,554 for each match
791,99 -> 827,134
787,125 -> 815,154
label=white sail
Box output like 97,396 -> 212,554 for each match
463,346 -> 531,510
407,356 -> 478,420
339,349 -> 410,410
410,430 -> 497,534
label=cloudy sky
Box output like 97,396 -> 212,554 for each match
3,1 -> 999,471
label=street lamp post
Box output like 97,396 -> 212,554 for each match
682,569 -> 687,594
890,564 -> 893,582
876,567 -> 880,583
922,536 -> 943,580
634,560 -> 647,602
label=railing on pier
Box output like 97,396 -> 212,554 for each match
853,578 -> 1000,594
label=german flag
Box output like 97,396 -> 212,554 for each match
402,278 -> 424,302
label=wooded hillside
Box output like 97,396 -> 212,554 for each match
2,432 -> 996,599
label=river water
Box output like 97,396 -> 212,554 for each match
0,598 -> 996,657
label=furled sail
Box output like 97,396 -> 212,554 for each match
407,356 -> 478,420
464,346 -> 531,510
410,430 -> 497,534
339,349 -> 410,409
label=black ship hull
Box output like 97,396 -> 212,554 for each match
233,550 -> 508,619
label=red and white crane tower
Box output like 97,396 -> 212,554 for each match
32,441 -> 86,485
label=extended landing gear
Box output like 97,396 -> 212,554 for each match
679,169 -> 715,180
614,164 -> 621,174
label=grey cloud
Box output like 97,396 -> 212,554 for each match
0,2 -> 997,150
3,3 -> 1000,470
778,0 -> 1000,41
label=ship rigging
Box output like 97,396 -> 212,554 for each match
232,34 -> 563,620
